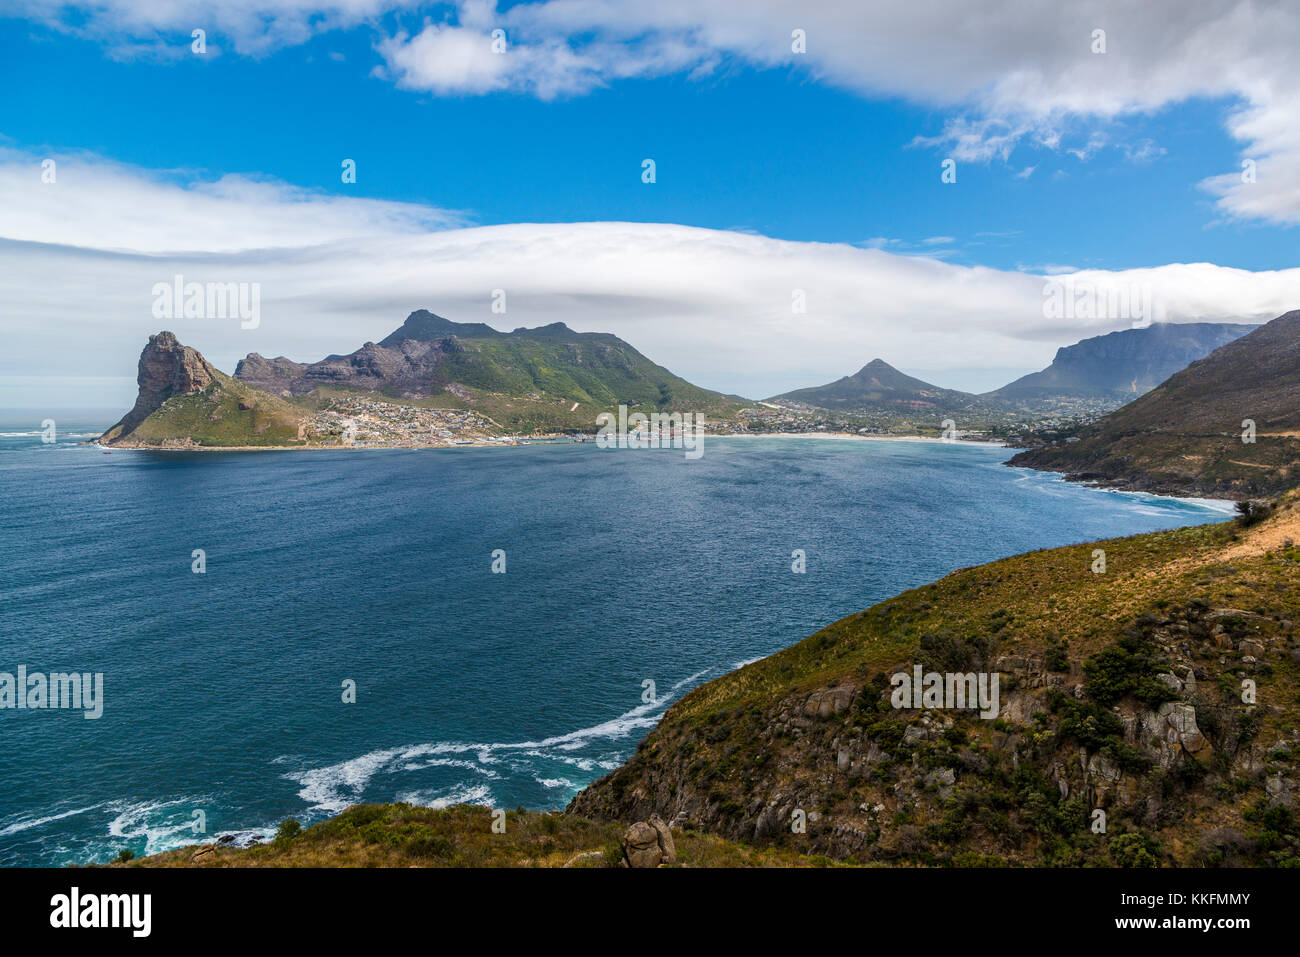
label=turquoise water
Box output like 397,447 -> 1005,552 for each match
0,426 -> 1232,865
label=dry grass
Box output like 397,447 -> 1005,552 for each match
120,803 -> 837,869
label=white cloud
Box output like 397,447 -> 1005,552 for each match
1,152 -> 1294,407
3,0 -> 408,55
11,1 -> 1300,224
0,150 -> 468,253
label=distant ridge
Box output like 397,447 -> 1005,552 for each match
987,322 -> 1258,403
234,309 -> 743,413
378,309 -> 501,344
1009,309 -> 1300,498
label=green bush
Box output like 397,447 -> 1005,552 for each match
1083,630 -> 1178,707
276,818 -> 303,842
405,833 -> 454,860
1109,832 -> 1161,868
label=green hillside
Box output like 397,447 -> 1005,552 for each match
570,494 -> 1300,867
1010,310 -> 1300,497
117,371 -> 309,448
236,310 -> 747,425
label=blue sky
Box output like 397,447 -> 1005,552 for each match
1,18 -> 1283,271
0,1 -> 1296,411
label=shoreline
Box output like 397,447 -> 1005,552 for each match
715,431 -> 1006,447
88,432 -> 1236,509
90,430 -> 1007,453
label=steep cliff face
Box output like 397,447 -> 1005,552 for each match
230,353 -> 309,396
1009,310 -> 1300,497
237,337 -> 462,397
989,322 -> 1257,402
99,331 -> 219,442
99,332 -> 309,448
570,497 -> 1300,867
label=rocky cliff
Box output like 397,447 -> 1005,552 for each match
100,331 -> 219,442
99,332 -> 310,448
569,496 -> 1300,866
1009,309 -> 1300,498
988,322 -> 1257,404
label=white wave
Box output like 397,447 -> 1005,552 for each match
0,803 -> 104,837
394,784 -> 492,809
106,797 -> 212,856
284,668 -> 713,814
399,757 -> 498,777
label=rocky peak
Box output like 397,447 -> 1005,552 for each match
379,309 -> 500,346
102,331 -> 218,439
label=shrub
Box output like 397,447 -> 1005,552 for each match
1044,636 -> 1070,672
405,833 -> 454,860
1235,500 -> 1272,527
276,818 -> 303,842
1109,831 -> 1161,868
1051,692 -> 1124,750
1083,630 -> 1178,707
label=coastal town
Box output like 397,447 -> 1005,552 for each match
310,396 -> 524,448
301,394 -> 1087,450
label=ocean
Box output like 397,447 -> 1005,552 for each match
0,425 -> 1234,865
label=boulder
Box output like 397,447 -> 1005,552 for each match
1140,701 -> 1211,767
648,815 -> 677,865
622,822 -> 661,868
803,686 -> 856,719
622,815 -> 676,868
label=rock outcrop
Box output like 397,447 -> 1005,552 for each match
100,331 -> 218,442
98,331 -> 311,448
570,496 -> 1300,867
621,815 -> 676,868
1009,309 -> 1300,498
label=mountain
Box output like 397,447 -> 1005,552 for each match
769,359 -> 977,412
1008,310 -> 1300,498
98,332 -> 308,448
98,311 -> 748,447
987,322 -> 1258,404
569,493 -> 1300,866
235,309 -> 742,416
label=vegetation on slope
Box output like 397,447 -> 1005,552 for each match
121,803 -> 832,868
114,370 -> 309,448
237,311 -> 748,431
1010,310 -> 1300,497
570,493 -> 1300,867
